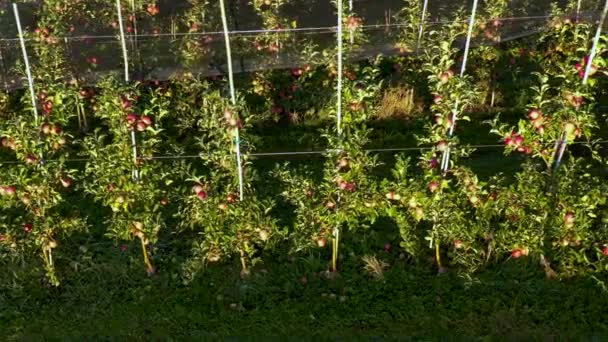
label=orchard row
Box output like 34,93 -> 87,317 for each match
0,0 -> 607,285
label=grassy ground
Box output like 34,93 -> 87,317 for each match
3,248 -> 608,340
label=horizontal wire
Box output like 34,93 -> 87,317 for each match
0,13 -> 570,42
0,140 -> 606,165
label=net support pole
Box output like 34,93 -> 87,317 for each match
337,0 -> 344,137
554,0 -> 608,171
116,0 -> 130,83
219,0 -> 244,201
416,0 -> 430,53
331,0 -> 345,273
116,0 -> 139,181
13,3 -> 38,123
582,0 -> 608,85
441,0 -> 478,174
348,0 -> 353,44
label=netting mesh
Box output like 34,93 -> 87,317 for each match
0,0 -> 606,89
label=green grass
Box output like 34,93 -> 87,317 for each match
3,244 -> 608,340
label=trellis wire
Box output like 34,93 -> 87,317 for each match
554,0 -> 608,171
1,140 -> 608,166
0,13 -> 584,44
219,0 -> 245,201
416,0 -> 430,52
13,3 -> 38,123
440,0 -> 479,174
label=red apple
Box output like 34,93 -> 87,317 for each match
384,243 -> 392,252
439,70 -> 453,84
454,240 -> 463,249
433,95 -> 443,104
532,117 -> 544,128
436,140 -> 448,152
223,110 -> 233,120
291,67 -> 303,77
136,121 -> 148,132
528,109 -> 541,120
60,177 -> 72,188
226,193 -> 237,203
564,212 -> 575,225
197,191 -> 207,201
21,195 -> 31,205
43,101 -> 53,114
511,249 -> 522,259
602,247 -> 608,256
41,123 -> 52,135
52,125 -> 62,135
122,98 -> 132,109
147,4 -> 159,16
126,113 -> 138,124
317,238 -> 327,248
4,186 -> 16,196
192,184 -> 204,194
428,181 -> 440,193
25,154 -> 38,165
140,116 -> 153,126
385,192 -> 401,201
513,135 -> 524,147
23,223 -> 33,233
56,136 -> 67,147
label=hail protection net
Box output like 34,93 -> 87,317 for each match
0,0 -> 606,89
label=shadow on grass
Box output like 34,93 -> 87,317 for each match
3,247 -> 608,339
